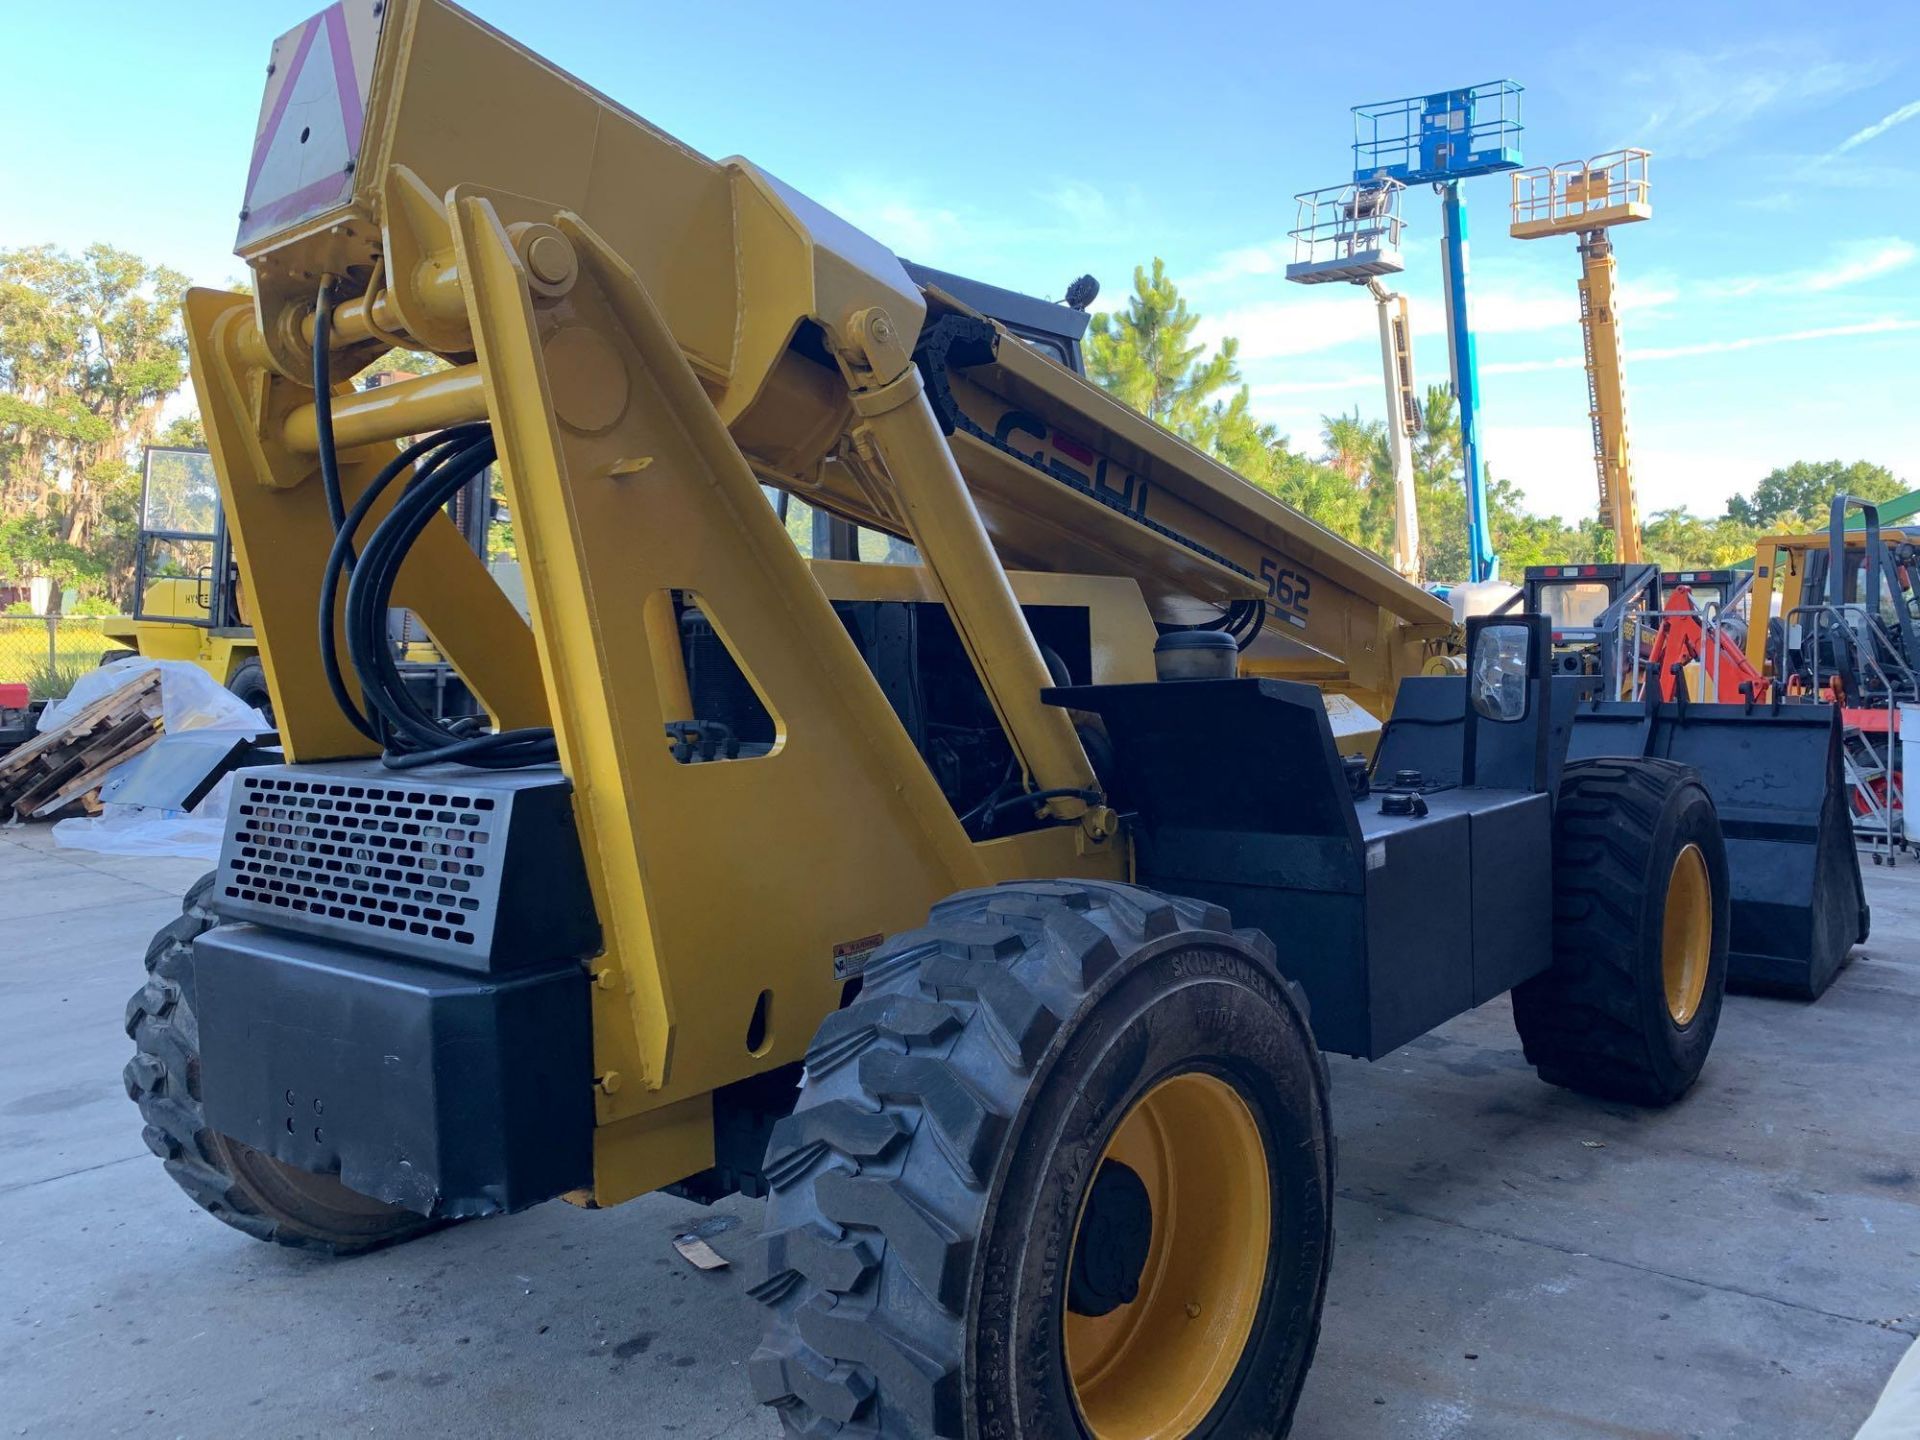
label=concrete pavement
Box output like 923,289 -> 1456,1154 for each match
2,822 -> 1913,1438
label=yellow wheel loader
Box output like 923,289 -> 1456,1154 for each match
126,4 -> 1736,1434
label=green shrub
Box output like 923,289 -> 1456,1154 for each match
24,658 -> 92,700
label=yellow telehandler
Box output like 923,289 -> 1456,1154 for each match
126,4 -> 1739,1433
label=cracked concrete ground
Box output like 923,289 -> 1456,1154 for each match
2,821 -> 1914,1438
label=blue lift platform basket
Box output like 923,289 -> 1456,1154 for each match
1352,81 -> 1523,583
1352,82 -> 1524,187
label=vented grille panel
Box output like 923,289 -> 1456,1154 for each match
222,771 -> 502,958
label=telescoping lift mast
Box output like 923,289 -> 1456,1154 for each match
1353,83 -> 1524,582
1285,178 -> 1423,580
1509,149 -> 1653,562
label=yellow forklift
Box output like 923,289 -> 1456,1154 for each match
101,445 -> 269,711
104,441 -> 488,724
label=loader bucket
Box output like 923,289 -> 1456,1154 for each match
1565,698 -> 1867,999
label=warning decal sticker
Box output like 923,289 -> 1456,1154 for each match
235,0 -> 383,251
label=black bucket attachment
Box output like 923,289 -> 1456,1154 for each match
1566,697 -> 1868,999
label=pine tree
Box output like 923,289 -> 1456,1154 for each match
1087,259 -> 1240,441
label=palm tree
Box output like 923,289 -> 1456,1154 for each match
1321,408 -> 1384,483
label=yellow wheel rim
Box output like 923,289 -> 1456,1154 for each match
1064,1072 -> 1271,1439
1662,843 -> 1713,1025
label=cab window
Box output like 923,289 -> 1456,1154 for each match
1536,581 -> 1611,629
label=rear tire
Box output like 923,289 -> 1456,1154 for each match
1513,758 -> 1730,1106
225,656 -> 273,726
124,872 -> 434,1253
749,880 -> 1334,1439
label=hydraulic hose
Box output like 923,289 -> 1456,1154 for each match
317,427 -> 490,743
310,285 -> 556,770
312,279 -> 352,553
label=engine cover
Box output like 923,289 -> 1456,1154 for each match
195,760 -> 599,1217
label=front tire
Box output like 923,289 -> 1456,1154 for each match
124,872 -> 434,1253
1513,758 -> 1730,1106
749,880 -> 1334,1439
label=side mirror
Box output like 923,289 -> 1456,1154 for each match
1471,622 -> 1532,722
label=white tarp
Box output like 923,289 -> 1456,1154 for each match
1856,1335 -> 1920,1439
38,656 -> 265,737
48,658 -> 268,861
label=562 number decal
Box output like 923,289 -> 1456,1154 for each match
1259,557 -> 1312,629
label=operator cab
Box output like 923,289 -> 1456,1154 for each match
903,261 -> 1094,375
130,446 -> 244,629
1799,537 -> 1920,632
1660,569 -> 1738,616
1660,567 -> 1752,653
1776,531 -> 1920,698
1521,563 -> 1662,679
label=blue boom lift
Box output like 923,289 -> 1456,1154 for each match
1353,82 -> 1524,583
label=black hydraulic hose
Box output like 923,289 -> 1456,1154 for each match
1158,597 -> 1265,652
1231,597 -> 1267,651
312,279 -> 353,557
344,434 -> 494,748
314,278 -> 479,751
306,288 -> 554,770
342,429 -> 558,769
317,428 -> 488,743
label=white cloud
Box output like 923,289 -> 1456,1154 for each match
1189,238 -> 1293,291
1479,317 -> 1920,378
1784,150 -> 1920,191
1482,419 -> 1890,524
1481,355 -> 1583,377
1837,98 -> 1920,153
1481,425 -> 1595,519
821,182 -> 965,262
1807,239 -> 1918,292
1043,180 -> 1113,227
1601,43 -> 1888,158
1631,440 -> 1802,517
818,175 -> 1143,280
1199,294 -> 1378,361
1209,270 -> 1677,368
1492,430 -> 1801,520
1463,286 -> 1570,336
1635,317 -> 1920,361
1711,236 -> 1917,297
1245,373 -> 1391,400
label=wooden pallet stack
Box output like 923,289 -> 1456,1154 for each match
0,669 -> 164,820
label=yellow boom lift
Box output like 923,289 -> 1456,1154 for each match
1509,149 -> 1651,560
123,7 -> 1743,1435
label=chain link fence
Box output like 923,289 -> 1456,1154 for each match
0,617 -> 120,699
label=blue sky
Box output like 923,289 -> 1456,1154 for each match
3,0 -> 1915,523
